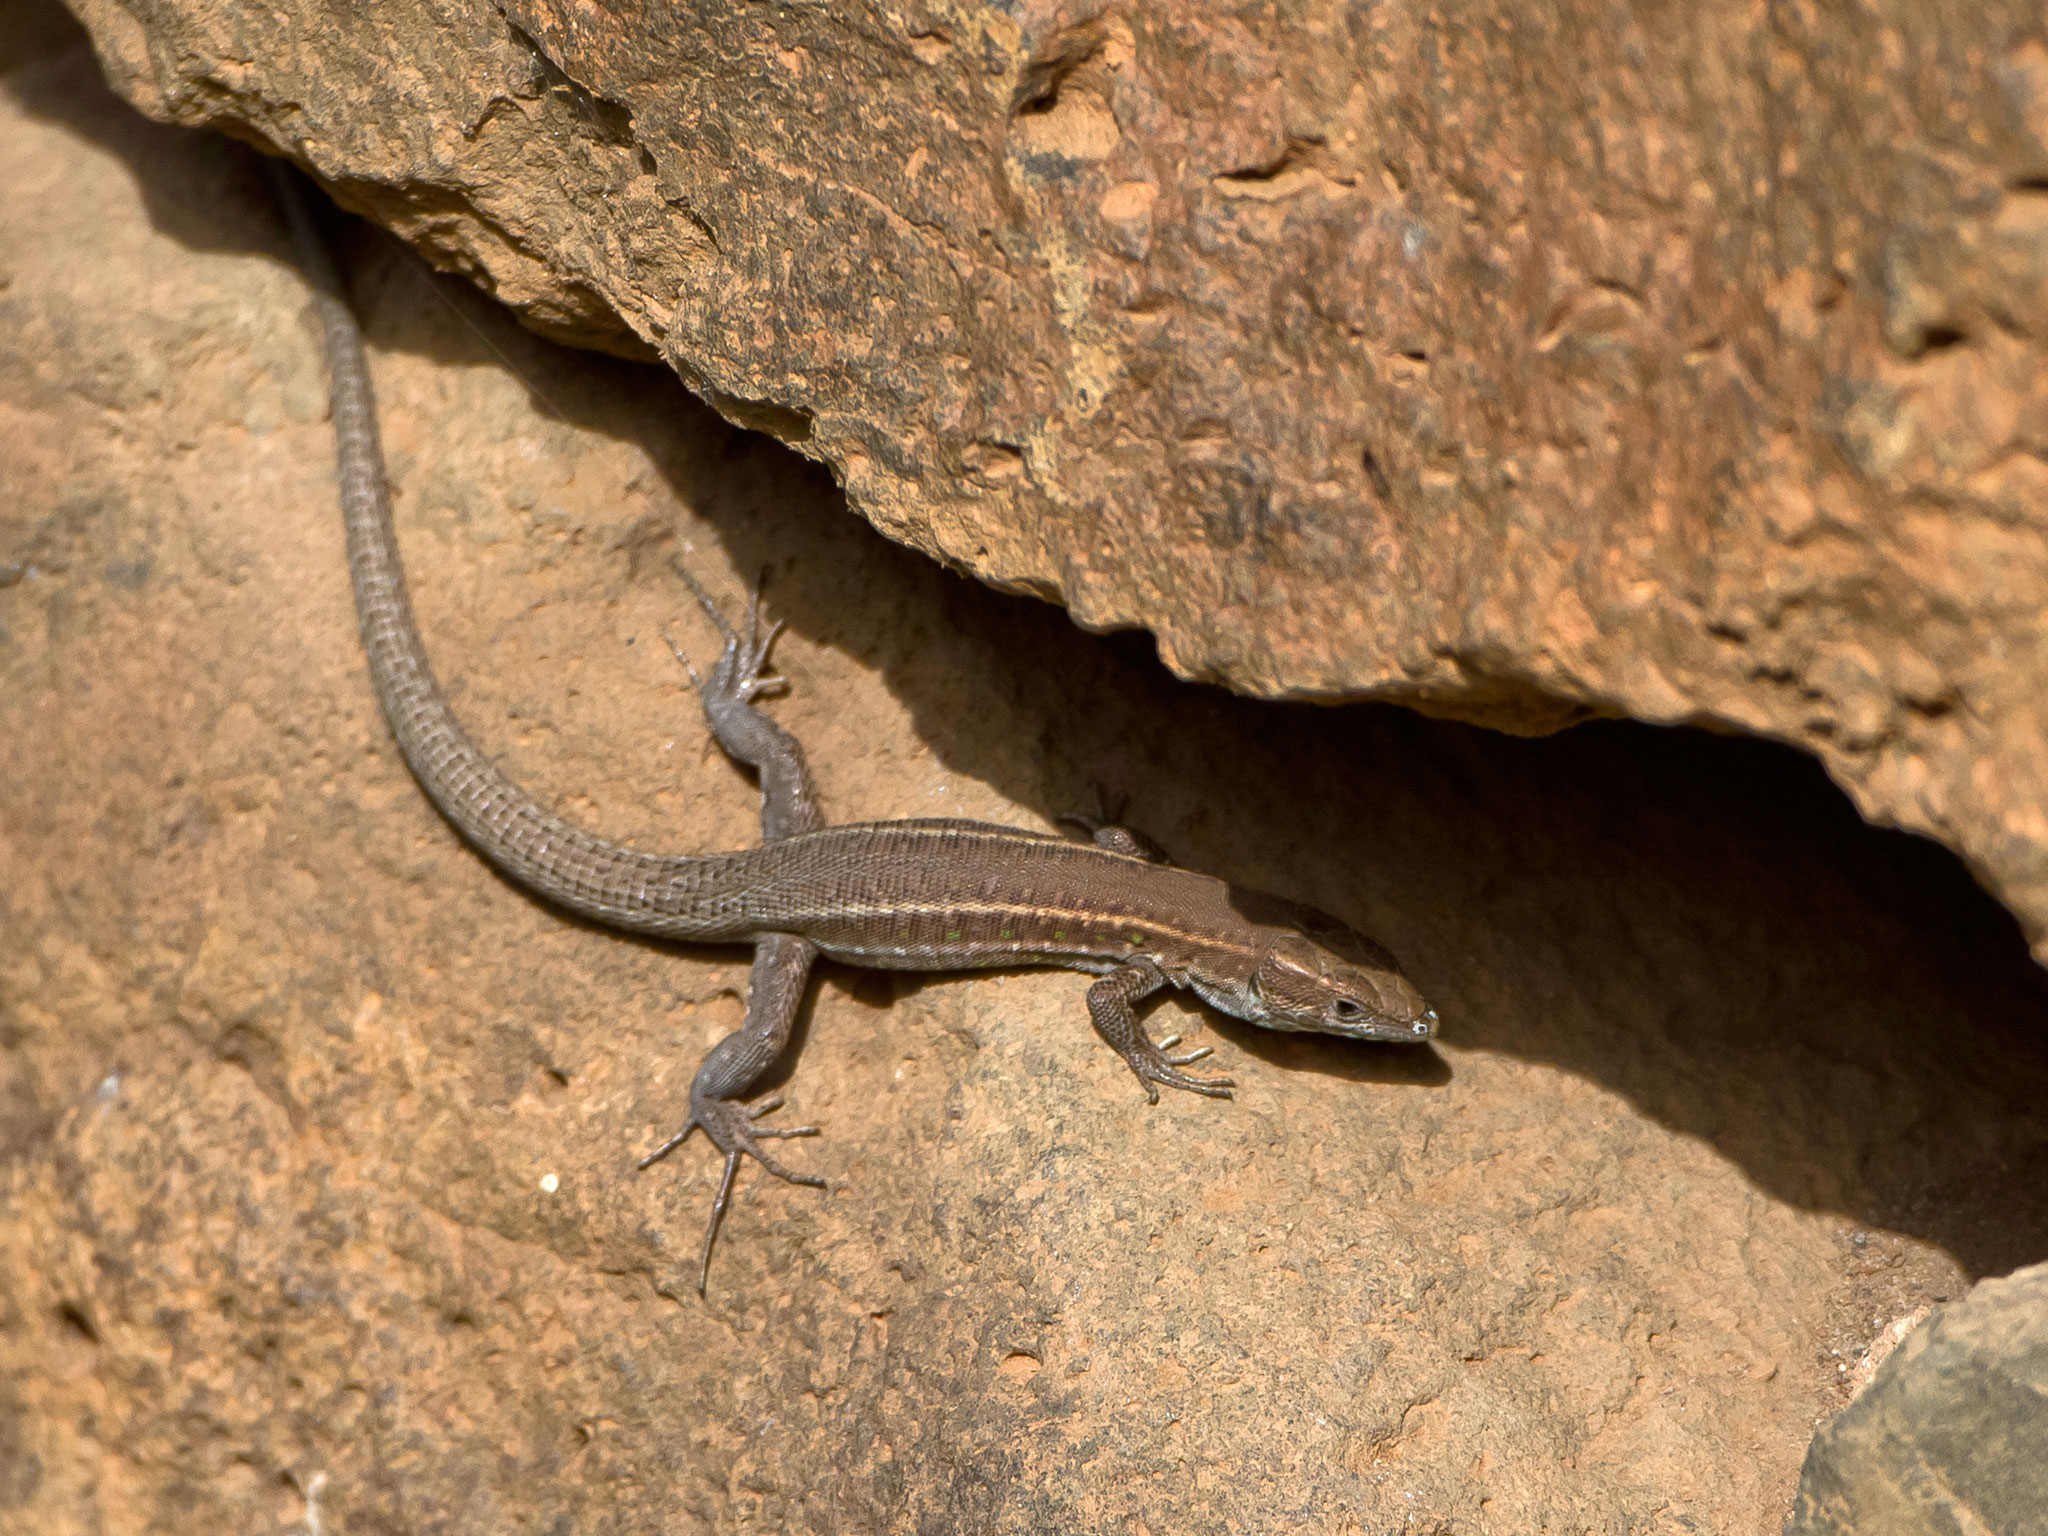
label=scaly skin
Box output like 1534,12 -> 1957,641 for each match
276,165 -> 1437,1293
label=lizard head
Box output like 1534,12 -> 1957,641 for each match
1222,892 -> 1438,1044
1247,933 -> 1437,1042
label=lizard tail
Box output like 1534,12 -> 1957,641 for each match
274,162 -> 747,938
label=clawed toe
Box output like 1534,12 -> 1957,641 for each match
1137,1061 -> 1236,1102
725,628 -> 786,704
636,1121 -> 694,1170
660,625 -> 704,690
1152,1033 -> 1215,1067
669,556 -> 734,639
739,1141 -> 825,1188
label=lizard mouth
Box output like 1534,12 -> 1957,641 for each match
1328,1001 -> 1437,1043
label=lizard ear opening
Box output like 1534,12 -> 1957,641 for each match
1242,969 -> 1269,1021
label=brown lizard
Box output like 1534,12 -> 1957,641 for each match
276,168 -> 1438,1292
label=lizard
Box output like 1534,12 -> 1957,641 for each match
275,167 -> 1439,1293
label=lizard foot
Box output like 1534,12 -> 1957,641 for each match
1117,1035 -> 1235,1103
1086,961 -> 1231,1104
1054,786 -> 1171,863
665,558 -> 787,709
1130,1058 -> 1236,1104
638,1094 -> 824,1295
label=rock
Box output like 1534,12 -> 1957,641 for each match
47,0 -> 2048,967
8,13 -> 2048,1534
1786,1261 -> 2048,1536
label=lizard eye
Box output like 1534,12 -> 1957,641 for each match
1331,997 -> 1366,1022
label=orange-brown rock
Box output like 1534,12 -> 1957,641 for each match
54,0 -> 2048,965
7,12 -> 2048,1532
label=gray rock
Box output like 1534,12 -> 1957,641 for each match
1788,1262 -> 2048,1536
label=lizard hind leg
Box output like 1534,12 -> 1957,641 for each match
638,931 -> 827,1295
663,558 -> 824,843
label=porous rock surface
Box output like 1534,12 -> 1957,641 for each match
8,15 -> 2048,1533
1786,1260 -> 2048,1536
53,0 -> 2048,966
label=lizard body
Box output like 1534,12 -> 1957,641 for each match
276,169 -> 1437,1290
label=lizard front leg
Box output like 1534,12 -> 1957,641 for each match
1056,787 -> 1173,863
1086,958 -> 1236,1102
639,931 -> 823,1294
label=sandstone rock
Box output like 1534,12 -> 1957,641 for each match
7,11 -> 2048,1533
1786,1261 -> 2048,1536
49,0 -> 2048,969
